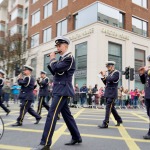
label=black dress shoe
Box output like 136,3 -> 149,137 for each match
6,110 -> 10,116
143,133 -> 150,139
65,138 -> 82,145
98,123 -> 108,128
34,117 -> 42,124
31,144 -> 50,150
12,122 -> 22,127
115,121 -> 123,126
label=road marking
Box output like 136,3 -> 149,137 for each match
0,144 -> 30,150
5,127 -> 43,133
51,108 -> 85,147
63,132 -> 150,143
131,112 -> 149,122
27,112 -> 48,119
110,114 -> 140,150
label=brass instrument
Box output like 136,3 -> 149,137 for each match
47,51 -> 62,57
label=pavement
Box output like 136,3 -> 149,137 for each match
0,103 -> 150,150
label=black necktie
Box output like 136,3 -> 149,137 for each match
59,56 -> 62,61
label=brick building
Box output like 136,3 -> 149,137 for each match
1,0 -> 150,89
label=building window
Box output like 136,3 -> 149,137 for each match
0,23 -> 5,31
58,0 -> 68,10
74,42 -> 87,88
31,10 -> 40,26
24,7 -> 28,19
108,42 -> 122,86
31,58 -> 37,78
24,24 -> 27,36
134,49 -> 145,89
57,19 -> 67,36
31,34 -> 39,48
74,14 -> 78,29
132,17 -> 148,37
132,0 -> 147,8
32,0 -> 38,4
10,25 -> 22,36
43,27 -> 52,43
0,37 -> 5,45
11,8 -> 23,21
44,2 -> 52,19
74,2 -> 124,30
44,53 -> 60,80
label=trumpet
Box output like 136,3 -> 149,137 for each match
47,51 -> 62,57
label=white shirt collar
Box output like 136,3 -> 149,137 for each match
61,51 -> 69,57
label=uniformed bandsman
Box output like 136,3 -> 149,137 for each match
32,36 -> 82,150
12,65 -> 41,126
139,55 -> 150,139
98,61 -> 123,128
37,71 -> 50,115
0,70 -> 10,115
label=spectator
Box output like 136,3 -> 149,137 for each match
133,88 -> 140,108
11,83 -> 21,104
87,85 -> 92,107
129,89 -> 134,107
3,80 -> 11,107
80,84 -> 88,107
99,87 -> 105,107
139,90 -> 145,109
73,84 -> 80,105
116,86 -> 123,108
121,89 -> 128,109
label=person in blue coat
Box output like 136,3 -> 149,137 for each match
139,55 -> 150,139
32,36 -> 82,150
98,61 -> 122,128
0,70 -> 10,115
37,71 -> 50,115
12,65 -> 41,126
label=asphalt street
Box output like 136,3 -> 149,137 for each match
0,103 -> 150,150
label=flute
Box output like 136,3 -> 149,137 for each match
47,51 -> 62,57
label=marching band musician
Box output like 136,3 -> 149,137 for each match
0,70 -> 10,115
36,71 -> 50,116
12,65 -> 41,126
32,36 -> 82,150
139,55 -> 150,139
98,61 -> 123,128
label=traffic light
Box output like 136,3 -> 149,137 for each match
130,68 -> 134,81
125,67 -> 130,79
15,66 -> 20,76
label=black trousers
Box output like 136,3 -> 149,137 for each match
145,99 -> 150,116
40,95 -> 81,146
17,100 -> 41,124
103,98 -> 122,124
0,96 -> 9,113
37,96 -> 50,115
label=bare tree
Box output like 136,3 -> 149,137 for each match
0,34 -> 29,78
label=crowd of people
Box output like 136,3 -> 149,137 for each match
72,84 -> 145,109
0,80 -> 145,110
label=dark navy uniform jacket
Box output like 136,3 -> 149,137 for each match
0,78 -> 4,96
18,76 -> 35,101
37,77 -> 49,97
47,52 -> 75,97
140,69 -> 150,99
101,70 -> 120,99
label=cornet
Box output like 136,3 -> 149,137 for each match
47,51 -> 62,57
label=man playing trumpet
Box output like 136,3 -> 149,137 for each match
36,71 -> 50,117
98,61 -> 122,128
139,55 -> 150,139
12,65 -> 41,126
